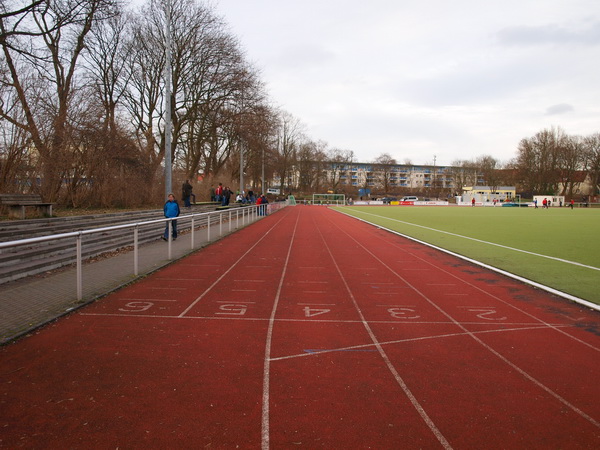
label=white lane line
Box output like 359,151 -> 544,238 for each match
337,210 -> 600,313
178,214 -> 289,317
346,209 -> 600,272
113,298 -> 178,302
215,301 -> 256,304
297,303 -> 336,306
261,210 -> 301,450
148,287 -> 188,290
80,312 -> 570,329
315,218 -> 453,450
367,222 -> 600,353
271,325 -> 565,362
332,217 -> 600,430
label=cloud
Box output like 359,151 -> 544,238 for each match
271,43 -> 336,71
545,103 -> 574,115
496,22 -> 600,46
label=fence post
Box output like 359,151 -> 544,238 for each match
191,215 -> 195,249
219,212 -> 222,236
134,225 -> 139,276
76,232 -> 83,301
168,221 -> 172,260
208,213 -> 211,241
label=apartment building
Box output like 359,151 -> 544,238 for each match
332,162 -> 459,191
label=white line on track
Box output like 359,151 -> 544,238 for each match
261,211 -> 301,450
148,287 -> 188,290
270,324 -> 571,362
328,212 -> 600,429
337,209 -> 600,312
297,303 -> 336,306
79,312 -> 571,328
177,214 -> 289,318
313,216 -> 453,450
215,301 -> 256,304
358,218 -> 600,353
112,298 -> 179,302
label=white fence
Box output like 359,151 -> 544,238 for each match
0,201 -> 287,302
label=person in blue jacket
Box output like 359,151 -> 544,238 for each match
163,193 -> 180,241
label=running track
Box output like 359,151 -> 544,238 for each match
1,206 -> 599,448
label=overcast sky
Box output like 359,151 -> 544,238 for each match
205,1 -> 598,166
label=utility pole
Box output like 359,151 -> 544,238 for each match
433,154 -> 437,198
239,141 -> 244,195
164,0 -> 172,199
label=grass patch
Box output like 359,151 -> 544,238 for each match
334,205 -> 600,304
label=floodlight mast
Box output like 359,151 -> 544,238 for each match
164,0 -> 172,199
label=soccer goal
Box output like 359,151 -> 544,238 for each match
312,193 -> 346,205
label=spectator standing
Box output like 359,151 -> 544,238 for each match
210,185 -> 216,202
182,179 -> 193,207
163,193 -> 180,241
215,183 -> 223,203
259,193 -> 268,215
222,186 -> 232,206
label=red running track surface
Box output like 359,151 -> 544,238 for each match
1,205 -> 599,448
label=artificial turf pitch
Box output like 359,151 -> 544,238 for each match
337,205 -> 600,305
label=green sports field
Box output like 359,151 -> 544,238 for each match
334,205 -> 600,305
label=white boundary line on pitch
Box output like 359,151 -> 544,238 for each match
336,209 -> 600,312
347,209 -> 600,272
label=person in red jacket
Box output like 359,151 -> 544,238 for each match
215,183 -> 223,203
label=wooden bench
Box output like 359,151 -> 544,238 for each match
0,194 -> 53,219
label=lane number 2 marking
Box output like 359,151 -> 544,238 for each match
465,307 -> 507,321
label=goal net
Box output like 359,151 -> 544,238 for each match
312,193 -> 346,205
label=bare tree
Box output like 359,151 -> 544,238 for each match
448,159 -> 478,194
0,113 -> 32,192
584,133 -> 600,199
475,155 -> 501,191
515,127 -> 566,195
373,152 -> 396,194
0,0 -> 118,201
325,148 -> 353,193
275,111 -> 304,193
558,135 -> 586,198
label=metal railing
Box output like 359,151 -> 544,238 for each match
0,201 -> 287,301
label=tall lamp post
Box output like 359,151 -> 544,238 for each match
239,141 -> 244,195
164,0 -> 172,199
